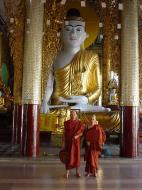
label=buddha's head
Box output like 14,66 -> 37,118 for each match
62,8 -> 87,48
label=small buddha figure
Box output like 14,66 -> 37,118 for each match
0,91 -> 4,108
108,76 -> 118,105
0,77 -> 13,110
41,8 -> 109,113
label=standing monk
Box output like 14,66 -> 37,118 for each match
84,114 -> 106,177
63,110 -> 84,179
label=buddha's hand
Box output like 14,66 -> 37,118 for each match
69,96 -> 88,104
40,101 -> 49,113
59,96 -> 88,104
58,97 -> 68,103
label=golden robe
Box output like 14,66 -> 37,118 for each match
51,50 -> 101,104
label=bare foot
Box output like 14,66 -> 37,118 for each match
65,170 -> 69,179
85,173 -> 90,177
75,173 -> 81,178
93,173 -> 97,177
64,174 -> 69,179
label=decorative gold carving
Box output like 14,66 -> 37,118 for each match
96,0 -> 121,105
40,107 -> 70,133
55,108 -> 70,133
0,97 -> 4,108
0,77 -> 13,109
42,0 -> 65,100
4,0 -> 25,104
41,109 -> 120,134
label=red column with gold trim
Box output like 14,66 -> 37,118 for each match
21,0 -> 43,157
21,104 -> 40,157
120,0 -> 139,157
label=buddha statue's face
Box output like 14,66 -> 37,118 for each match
62,20 -> 87,48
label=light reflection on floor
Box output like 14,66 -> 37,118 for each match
0,158 -> 142,190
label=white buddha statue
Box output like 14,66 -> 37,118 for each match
41,8 -> 110,113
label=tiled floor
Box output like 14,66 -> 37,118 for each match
0,143 -> 20,157
0,158 -> 142,189
0,143 -> 142,189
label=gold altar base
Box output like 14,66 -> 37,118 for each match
80,111 -> 120,133
40,113 -> 57,132
40,107 -> 70,133
40,110 -> 120,134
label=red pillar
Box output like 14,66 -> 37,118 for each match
21,104 -> 40,157
120,106 -> 139,157
12,104 -> 23,144
21,0 -> 43,157
120,1 -> 139,157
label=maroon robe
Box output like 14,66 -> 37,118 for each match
84,125 -> 105,174
64,119 -> 84,170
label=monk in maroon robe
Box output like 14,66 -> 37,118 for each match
84,114 -> 106,177
63,110 -> 84,179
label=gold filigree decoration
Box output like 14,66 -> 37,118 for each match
139,2 -> 142,102
42,0 -> 65,100
139,26 -> 142,100
96,0 -> 121,105
4,0 -> 25,104
0,77 -> 13,109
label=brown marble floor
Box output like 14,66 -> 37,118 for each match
0,158 -> 142,190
